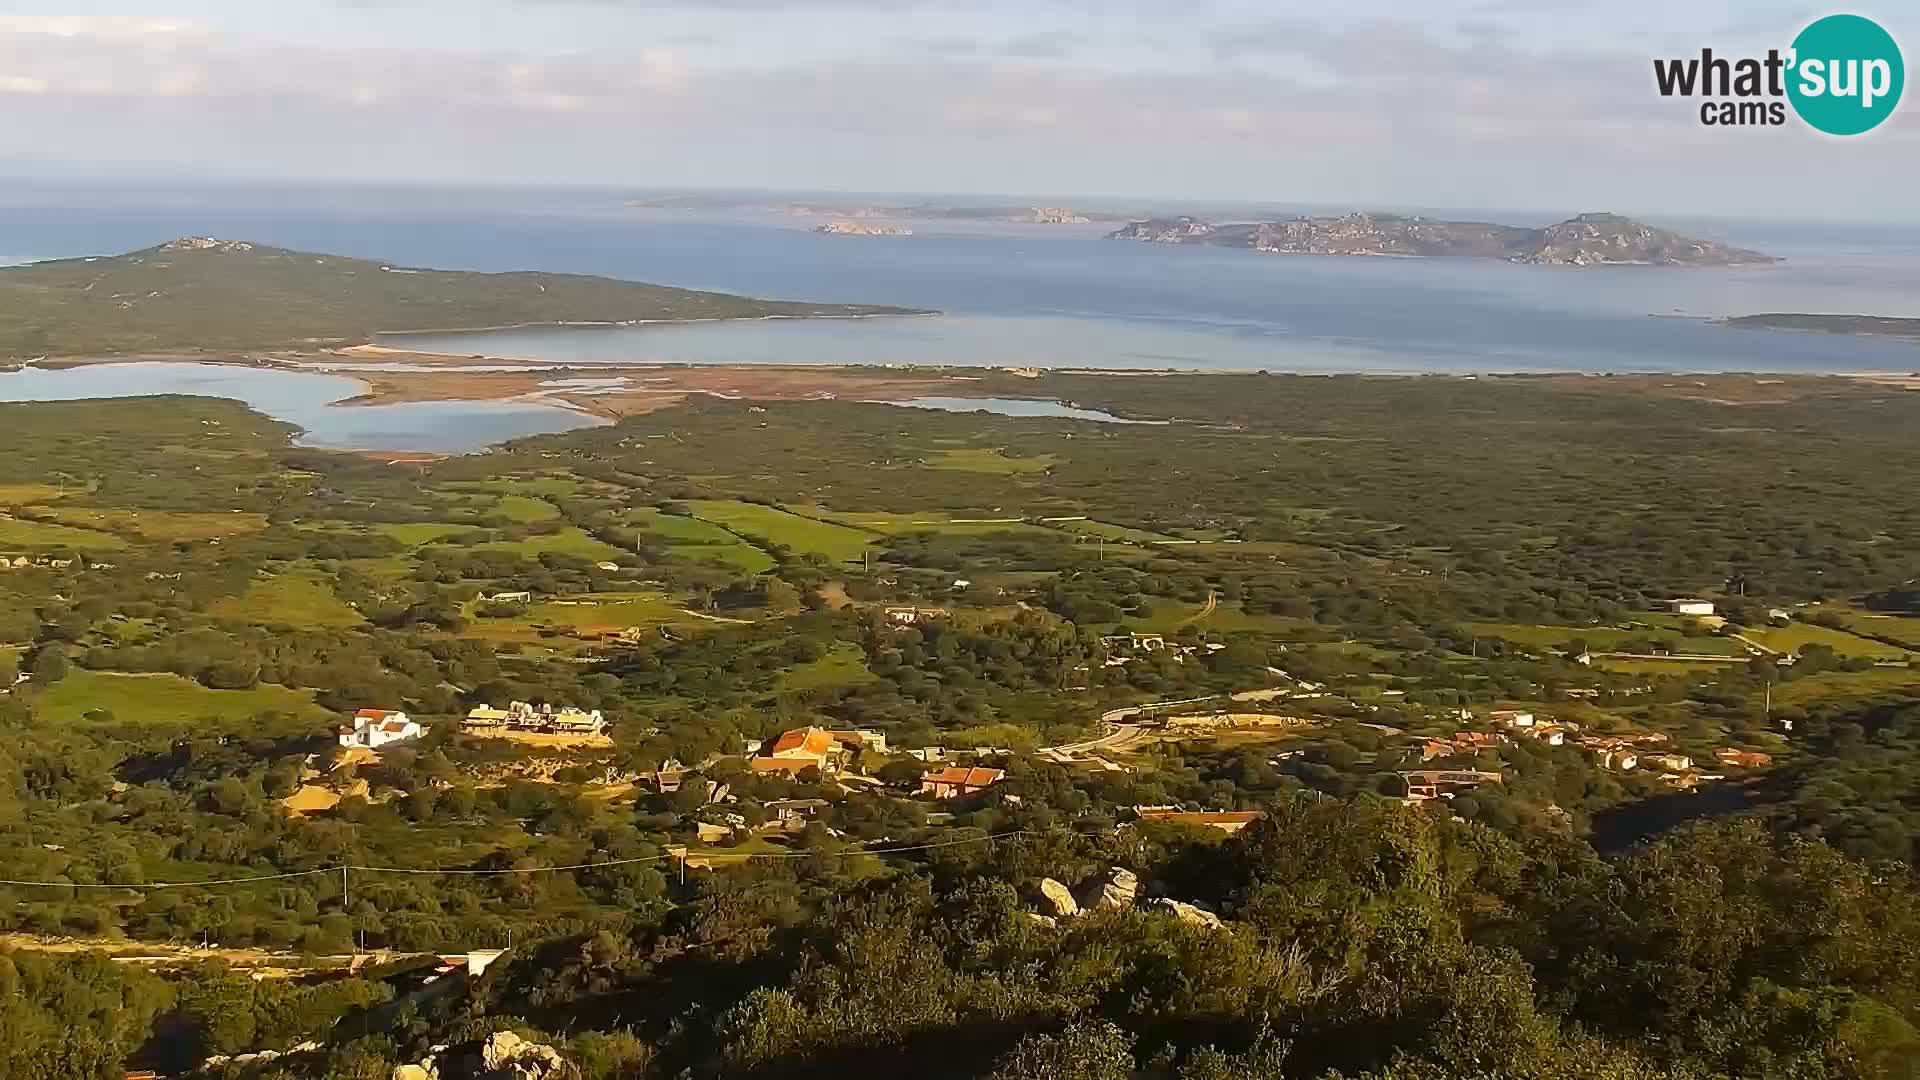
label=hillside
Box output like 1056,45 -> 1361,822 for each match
1109,210 -> 1774,266
0,237 -> 927,359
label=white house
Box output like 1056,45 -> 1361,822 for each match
487,591 -> 533,604
340,708 -> 424,749
1666,599 -> 1716,617
1490,710 -> 1536,729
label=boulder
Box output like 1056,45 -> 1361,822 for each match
1038,877 -> 1080,918
393,1066 -> 433,1080
1149,898 -> 1224,929
481,1031 -> 573,1080
1026,913 -> 1058,928
1078,866 -> 1139,911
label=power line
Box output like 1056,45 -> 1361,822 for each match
0,830 -> 1029,890
0,867 -> 337,889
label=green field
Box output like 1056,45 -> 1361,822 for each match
1813,608 -> 1920,651
1466,621 -> 1747,657
1593,658 -> 1741,676
208,573 -> 365,629
775,643 -> 879,692
35,670 -> 328,730
1743,621 -> 1913,660
0,515 -> 127,550
479,527 -> 627,562
689,500 -> 872,563
629,508 -> 777,573
800,507 -> 1062,541
492,494 -> 561,522
0,484 -> 71,505
367,522 -> 481,545
464,590 -> 704,645
1770,666 -> 1920,707
1044,518 -> 1182,545
923,448 -> 1058,475
40,507 -> 269,541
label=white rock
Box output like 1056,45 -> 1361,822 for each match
1038,877 -> 1080,918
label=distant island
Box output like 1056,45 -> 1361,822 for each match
1109,211 -> 1775,267
814,221 -> 914,237
631,193 -> 1115,224
1723,313 -> 1920,341
0,237 -> 929,359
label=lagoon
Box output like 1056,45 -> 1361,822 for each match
0,363 -> 599,453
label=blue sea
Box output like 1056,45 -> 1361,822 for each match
2,179 -> 1918,448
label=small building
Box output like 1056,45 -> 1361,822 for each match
1490,710 -> 1536,729
596,561 -> 621,571
1645,753 -> 1693,771
1715,748 -> 1773,769
1768,608 -> 1793,623
919,766 -> 1006,799
1531,725 -> 1567,746
1601,750 -> 1638,772
764,798 -> 830,824
883,605 -> 947,625
758,726 -> 839,771
463,704 -> 511,729
829,729 -> 888,753
1666,598 -> 1716,617
486,590 -> 533,604
1136,809 -> 1264,834
339,708 -> 423,750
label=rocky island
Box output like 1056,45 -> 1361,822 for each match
1109,211 -> 1774,267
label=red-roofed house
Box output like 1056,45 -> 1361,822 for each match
1136,809 -> 1265,834
919,766 -> 1005,799
752,726 -> 839,774
339,709 -> 423,750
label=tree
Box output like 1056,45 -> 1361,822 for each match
29,643 -> 69,683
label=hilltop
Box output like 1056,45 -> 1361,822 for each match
0,237 -> 927,359
1109,210 -> 1775,266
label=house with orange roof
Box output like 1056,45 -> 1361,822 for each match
746,726 -> 848,778
338,708 -> 423,750
1135,808 -> 1264,834
919,766 -> 1006,799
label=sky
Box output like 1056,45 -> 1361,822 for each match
0,1 -> 1913,220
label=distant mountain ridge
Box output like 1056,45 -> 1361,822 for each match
1109,211 -> 1774,267
0,238 -> 926,359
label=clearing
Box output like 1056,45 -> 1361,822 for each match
922,448 -> 1058,475
39,507 -> 269,542
35,670 -> 329,730
689,500 -> 872,563
0,515 -> 127,550
209,573 -> 366,629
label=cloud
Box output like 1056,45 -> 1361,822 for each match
2,7 -> 1914,218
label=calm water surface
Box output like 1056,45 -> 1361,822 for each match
0,363 -> 598,452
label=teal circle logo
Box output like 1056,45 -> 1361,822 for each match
1787,14 -> 1904,135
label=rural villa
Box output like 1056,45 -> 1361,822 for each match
339,708 -> 424,749
463,701 -> 607,736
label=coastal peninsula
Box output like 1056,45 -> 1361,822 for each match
0,237 -> 929,360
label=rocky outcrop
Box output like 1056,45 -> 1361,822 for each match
1038,877 -> 1081,918
1076,867 -> 1139,911
1148,898 -> 1224,929
1108,211 -> 1771,267
389,1032 -> 575,1080
482,1031 -> 574,1080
